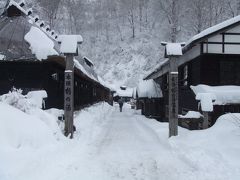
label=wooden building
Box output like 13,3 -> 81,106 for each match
0,0 -> 110,110
144,15 -> 240,129
135,79 -> 163,119
114,86 -> 133,102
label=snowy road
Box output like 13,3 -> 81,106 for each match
1,103 -> 240,180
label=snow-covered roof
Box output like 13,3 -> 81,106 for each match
97,76 -> 115,91
137,79 -> 162,98
24,26 -> 58,60
191,85 -> 240,112
116,88 -> 133,98
8,0 -> 29,16
74,58 -> 98,82
165,43 -> 183,57
184,15 -> 240,50
58,35 -> 83,54
0,1 -> 109,91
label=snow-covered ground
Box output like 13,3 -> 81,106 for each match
1,102 -> 240,180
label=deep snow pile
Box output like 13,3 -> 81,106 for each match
0,88 -> 46,112
0,101 -> 240,180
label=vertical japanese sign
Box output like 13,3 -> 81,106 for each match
64,70 -> 74,138
168,57 -> 179,137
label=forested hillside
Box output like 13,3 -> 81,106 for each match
6,0 -> 240,87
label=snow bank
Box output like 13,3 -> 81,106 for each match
74,103 -> 114,143
170,113 -> 240,179
191,85 -> 240,111
0,89 -> 47,112
1,101 -> 240,180
137,79 -> 162,98
0,103 -> 56,149
24,26 -> 58,60
27,90 -> 47,109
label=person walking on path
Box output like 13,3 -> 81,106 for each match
118,98 -> 124,112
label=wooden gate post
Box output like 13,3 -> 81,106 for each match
58,35 -> 83,139
64,54 -> 74,138
169,56 -> 179,137
161,42 -> 184,137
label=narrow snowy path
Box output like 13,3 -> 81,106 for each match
72,104 -> 194,180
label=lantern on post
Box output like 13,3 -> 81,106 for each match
58,35 -> 83,138
161,42 -> 185,137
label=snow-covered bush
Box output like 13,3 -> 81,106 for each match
0,88 -> 31,112
0,88 -> 47,113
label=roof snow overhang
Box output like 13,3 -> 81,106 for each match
183,15 -> 240,52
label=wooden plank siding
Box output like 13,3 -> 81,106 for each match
143,53 -> 240,127
0,59 -> 111,110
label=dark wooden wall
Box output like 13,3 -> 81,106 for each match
0,60 -> 110,110
141,53 -> 240,126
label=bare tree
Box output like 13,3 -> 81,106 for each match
128,0 -> 136,38
39,0 -> 61,28
159,0 -> 181,42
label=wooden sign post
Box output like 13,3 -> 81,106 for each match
58,35 -> 83,139
64,54 -> 74,138
161,42 -> 184,137
169,57 -> 178,137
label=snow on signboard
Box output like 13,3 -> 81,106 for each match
137,79 -> 162,98
58,35 -> 83,54
191,84 -> 240,111
24,26 -> 58,60
165,43 -> 183,56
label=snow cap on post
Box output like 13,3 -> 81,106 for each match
161,42 -> 185,58
58,35 -> 83,56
